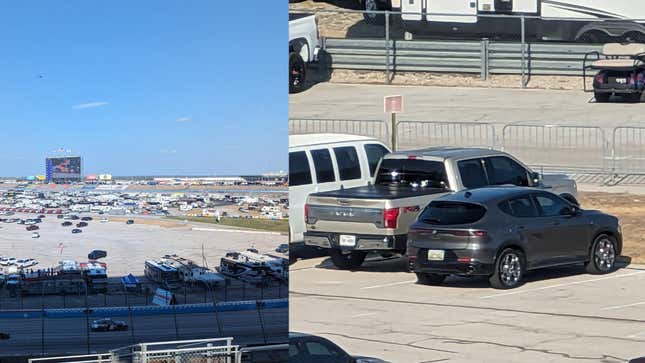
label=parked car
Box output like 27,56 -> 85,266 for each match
126,220 -> 134,225
81,216 -> 92,221
72,228 -> 82,234
62,221 -> 73,227
16,258 -> 37,269
289,134 -> 390,260
100,218 -> 109,223
408,187 -> 622,289
275,244 -> 289,254
26,225 -> 39,231
289,332 -> 389,363
88,250 -> 107,260
304,147 -> 578,269
31,232 -> 40,238
76,222 -> 88,228
38,214 -> 46,219
240,344 -> 289,363
90,318 -> 128,332
57,214 -> 64,219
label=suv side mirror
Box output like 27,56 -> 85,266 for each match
530,171 -> 541,185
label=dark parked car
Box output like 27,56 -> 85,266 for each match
126,220 -> 134,225
76,222 -> 88,228
240,343 -> 289,363
38,214 -> 46,219
62,221 -> 73,226
289,333 -> 389,363
26,225 -> 39,231
88,250 -> 107,260
81,217 -> 92,221
408,187 -> 622,289
90,318 -> 128,332
57,214 -> 64,219
275,244 -> 289,254
72,228 -> 82,234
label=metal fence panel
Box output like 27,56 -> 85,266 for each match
612,127 -> 645,175
502,124 -> 608,172
288,118 -> 388,143
396,121 -> 496,150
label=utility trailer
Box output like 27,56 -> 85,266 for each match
394,0 -> 645,42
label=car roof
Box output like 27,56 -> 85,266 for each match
437,186 -> 540,204
289,133 -> 380,148
387,147 -> 501,160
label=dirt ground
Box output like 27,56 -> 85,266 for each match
579,192 -> 645,264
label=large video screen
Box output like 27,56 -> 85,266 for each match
47,157 -> 81,181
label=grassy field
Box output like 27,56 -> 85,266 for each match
167,216 -> 289,233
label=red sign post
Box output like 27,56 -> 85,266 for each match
384,95 -> 403,150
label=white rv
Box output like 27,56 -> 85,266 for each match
395,0 -> 645,42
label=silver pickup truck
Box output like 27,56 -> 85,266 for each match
304,147 -> 577,269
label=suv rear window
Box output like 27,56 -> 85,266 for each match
419,201 -> 486,225
375,159 -> 448,189
364,143 -> 390,177
333,146 -> 361,181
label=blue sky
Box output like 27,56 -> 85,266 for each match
0,1 -> 286,177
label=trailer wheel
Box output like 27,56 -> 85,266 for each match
289,52 -> 306,94
594,92 -> 610,103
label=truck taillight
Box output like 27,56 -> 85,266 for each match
383,208 -> 400,229
304,204 -> 310,224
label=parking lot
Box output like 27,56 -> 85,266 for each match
290,256 -> 645,362
0,212 -> 284,277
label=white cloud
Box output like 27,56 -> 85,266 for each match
160,149 -> 177,155
72,102 -> 109,109
176,117 -> 191,123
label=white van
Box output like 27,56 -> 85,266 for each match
289,134 -> 390,251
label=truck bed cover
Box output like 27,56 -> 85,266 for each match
310,185 -> 447,200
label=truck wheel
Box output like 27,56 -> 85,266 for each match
289,52 -> 306,94
594,92 -> 610,103
362,0 -> 387,25
415,273 -> 446,285
329,250 -> 367,270
489,248 -> 525,289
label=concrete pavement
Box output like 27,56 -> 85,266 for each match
290,83 -> 645,128
290,257 -> 645,363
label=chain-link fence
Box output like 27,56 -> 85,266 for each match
0,299 -> 287,357
0,278 -> 287,310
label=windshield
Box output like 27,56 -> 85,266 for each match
375,159 -> 449,189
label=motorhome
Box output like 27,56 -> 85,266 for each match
396,0 -> 645,42
217,249 -> 288,284
160,255 -> 225,286
144,259 -> 182,289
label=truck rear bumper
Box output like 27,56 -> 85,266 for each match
304,231 -> 407,252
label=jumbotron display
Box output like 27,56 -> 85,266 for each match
46,156 -> 82,183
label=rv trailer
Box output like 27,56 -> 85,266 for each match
395,0 -> 645,42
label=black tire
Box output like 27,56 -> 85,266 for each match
489,248 -> 525,290
585,234 -> 617,274
595,92 -> 610,103
362,0 -> 387,25
289,52 -> 306,94
415,272 -> 446,285
329,249 -> 367,270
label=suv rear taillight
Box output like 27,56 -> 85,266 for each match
383,208 -> 400,229
304,204 -> 311,224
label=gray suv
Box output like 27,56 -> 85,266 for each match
407,187 -> 622,289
